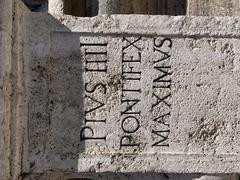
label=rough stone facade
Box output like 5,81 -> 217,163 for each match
1,0 -> 240,180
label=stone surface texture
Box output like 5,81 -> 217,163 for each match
0,0 -> 13,179
1,0 -> 240,179
49,0 -> 63,15
187,0 -> 240,16
0,0 -> 29,179
21,12 -> 240,177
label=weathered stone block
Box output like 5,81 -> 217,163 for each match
23,15 -> 240,176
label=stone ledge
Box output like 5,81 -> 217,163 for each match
31,14 -> 240,37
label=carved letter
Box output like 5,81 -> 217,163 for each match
152,93 -> 171,109
153,38 -> 172,64
121,116 -> 140,133
80,126 -> 106,141
122,36 -> 142,51
85,95 -> 105,114
152,130 -> 170,147
85,83 -> 107,94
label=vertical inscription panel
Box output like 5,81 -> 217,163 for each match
28,33 -> 240,173
77,35 -> 240,156
79,35 -> 173,154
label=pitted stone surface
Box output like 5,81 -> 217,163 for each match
1,0 -> 240,179
28,34 -> 240,172
23,15 -> 240,175
50,34 -> 240,155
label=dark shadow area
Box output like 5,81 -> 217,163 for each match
86,0 -> 99,17
22,0 -> 48,12
64,0 -> 99,17
62,0 -> 186,17
23,0 -> 186,16
155,0 -> 187,15
26,14 -> 84,174
49,31 -> 85,165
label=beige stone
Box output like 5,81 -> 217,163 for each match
187,0 -> 234,16
49,0 -> 64,15
0,0 -> 13,179
20,14 -> 240,176
1,1 -> 240,180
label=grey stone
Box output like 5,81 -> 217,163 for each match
0,0 -> 13,178
22,14 -> 240,177
0,1 -> 29,179
22,0 -> 48,12
1,0 -> 240,179
49,0 -> 64,15
0,30 -> 7,180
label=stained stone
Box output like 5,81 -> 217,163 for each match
23,14 -> 240,175
1,0 -> 240,179
0,0 -> 13,178
187,0 -> 234,16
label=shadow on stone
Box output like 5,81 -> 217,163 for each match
156,0 -> 187,15
26,14 -> 85,173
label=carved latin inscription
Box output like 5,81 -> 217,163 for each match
151,38 -> 172,147
80,40 -> 108,141
80,36 -> 173,152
